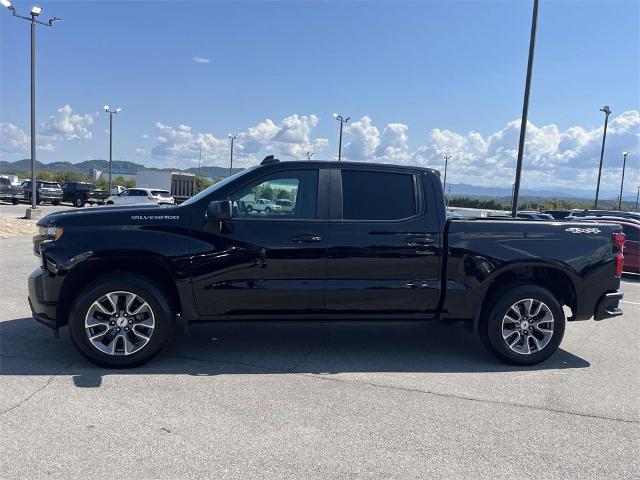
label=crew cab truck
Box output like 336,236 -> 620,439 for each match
29,160 -> 625,368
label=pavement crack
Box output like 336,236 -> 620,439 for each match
0,361 -> 74,418
303,374 -> 639,425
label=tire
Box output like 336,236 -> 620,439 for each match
106,201 -> 114,205
479,283 -> 565,365
264,207 -> 271,214
52,200 -> 60,206
11,198 -> 19,205
246,205 -> 253,213
68,274 -> 175,368
74,196 -> 85,208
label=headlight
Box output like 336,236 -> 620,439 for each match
38,225 -> 64,241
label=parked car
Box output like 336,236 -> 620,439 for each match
516,211 -> 555,220
20,180 -> 63,205
30,159 -> 625,368
574,217 -> 639,274
244,198 -> 282,214
105,188 -> 175,206
275,198 -> 294,212
570,209 -> 640,222
62,182 -> 109,207
0,176 -> 22,204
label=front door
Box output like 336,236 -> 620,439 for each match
190,167 -> 328,317
325,167 -> 441,316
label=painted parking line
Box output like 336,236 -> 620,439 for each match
620,300 -> 640,305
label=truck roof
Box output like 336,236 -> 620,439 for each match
257,159 -> 439,175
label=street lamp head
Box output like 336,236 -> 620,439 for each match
30,5 -> 42,16
48,16 -> 61,25
623,151 -> 630,156
345,117 -> 351,122
600,105 -> 611,114
104,105 -> 110,112
115,107 -> 122,113
0,0 -> 14,10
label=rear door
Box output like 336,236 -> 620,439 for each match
325,167 -> 441,316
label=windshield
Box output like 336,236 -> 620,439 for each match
180,167 -> 259,206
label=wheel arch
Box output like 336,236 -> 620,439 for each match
473,264 -> 577,332
57,254 -> 184,327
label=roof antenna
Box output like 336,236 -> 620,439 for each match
261,155 -> 279,165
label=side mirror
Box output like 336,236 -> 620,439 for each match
207,200 -> 232,221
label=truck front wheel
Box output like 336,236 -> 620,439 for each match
68,274 -> 175,368
480,284 -> 565,365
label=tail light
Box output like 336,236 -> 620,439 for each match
613,232 -> 625,277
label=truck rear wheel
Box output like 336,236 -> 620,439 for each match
74,196 -> 85,208
480,284 -> 565,365
68,274 -> 175,368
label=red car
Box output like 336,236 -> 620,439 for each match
586,219 -> 640,274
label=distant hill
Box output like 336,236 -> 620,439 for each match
0,159 -> 242,179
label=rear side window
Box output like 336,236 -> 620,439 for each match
341,170 -> 417,221
151,190 -> 171,197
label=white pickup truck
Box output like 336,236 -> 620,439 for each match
244,198 -> 283,214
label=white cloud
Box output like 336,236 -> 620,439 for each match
41,105 -> 93,141
0,123 -> 29,153
412,110 -> 640,190
343,116 -> 381,160
0,122 -> 61,154
193,56 -> 211,64
150,113 -> 328,168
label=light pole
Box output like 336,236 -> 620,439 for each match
511,0 -> 539,217
104,105 -> 121,193
594,105 -> 611,209
636,186 -> 639,212
228,134 -> 237,176
442,154 -> 452,193
334,114 -> 350,161
2,1 -> 60,214
618,152 -> 630,210
306,151 -> 315,161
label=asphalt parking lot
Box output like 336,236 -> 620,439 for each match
0,209 -> 638,479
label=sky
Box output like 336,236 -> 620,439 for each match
1,0 -> 639,196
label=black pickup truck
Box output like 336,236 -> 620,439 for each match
29,160 -> 625,368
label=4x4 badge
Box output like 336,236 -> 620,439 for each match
565,227 -> 601,234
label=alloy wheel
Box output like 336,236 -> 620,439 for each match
84,291 -> 155,356
501,298 -> 554,355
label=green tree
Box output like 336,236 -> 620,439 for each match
36,171 -> 55,181
54,170 -> 90,184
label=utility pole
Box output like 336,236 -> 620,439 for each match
306,151 -> 315,161
618,152 -> 630,210
511,0 -> 539,217
594,105 -> 611,209
228,134 -> 238,176
104,105 -> 122,193
334,114 -> 350,161
2,1 -> 61,216
442,154 -> 452,193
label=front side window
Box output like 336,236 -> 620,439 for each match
341,170 -> 417,221
231,169 -> 318,219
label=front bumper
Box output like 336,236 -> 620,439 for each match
28,267 -> 58,330
594,290 -> 624,321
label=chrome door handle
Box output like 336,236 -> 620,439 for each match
291,234 -> 322,243
405,235 -> 433,247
